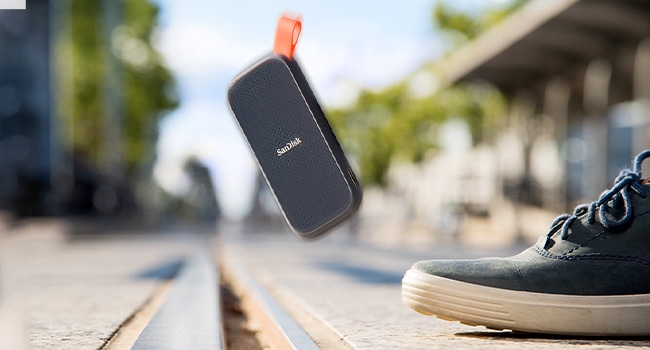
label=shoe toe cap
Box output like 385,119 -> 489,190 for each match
410,257 -> 529,292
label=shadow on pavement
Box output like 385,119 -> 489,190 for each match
135,259 -> 185,280
456,330 -> 650,346
317,261 -> 404,284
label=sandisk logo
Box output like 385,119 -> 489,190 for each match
277,137 -> 302,156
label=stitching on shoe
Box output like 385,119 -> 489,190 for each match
532,245 -> 650,266
564,230 -> 606,255
534,209 -> 650,264
560,209 -> 650,256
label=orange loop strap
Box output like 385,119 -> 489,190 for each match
273,14 -> 302,60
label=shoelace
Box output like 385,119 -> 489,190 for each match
548,150 -> 650,240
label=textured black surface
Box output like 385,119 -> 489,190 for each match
228,55 -> 360,236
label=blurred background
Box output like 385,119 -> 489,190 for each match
1,0 -> 650,244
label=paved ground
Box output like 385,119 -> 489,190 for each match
4,218 -> 650,349
0,220 -> 210,350
221,224 -> 650,350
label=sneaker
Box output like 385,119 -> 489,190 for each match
402,150 -> 650,336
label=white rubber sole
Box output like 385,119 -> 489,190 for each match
402,269 -> 650,336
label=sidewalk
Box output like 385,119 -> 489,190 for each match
4,218 -> 650,349
0,220 -> 220,350
220,225 -> 650,349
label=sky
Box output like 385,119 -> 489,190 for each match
151,0 -> 506,219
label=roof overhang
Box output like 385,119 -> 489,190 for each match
439,0 -> 650,104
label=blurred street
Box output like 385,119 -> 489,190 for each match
3,220 -> 650,349
0,219 -> 216,349
220,225 -> 650,350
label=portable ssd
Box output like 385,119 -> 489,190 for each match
227,15 -> 362,238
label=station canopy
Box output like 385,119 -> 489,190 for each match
439,0 -> 650,105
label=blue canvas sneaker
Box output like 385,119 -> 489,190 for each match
402,150 -> 650,336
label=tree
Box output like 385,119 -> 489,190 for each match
434,0 -> 528,47
328,81 -> 507,186
68,0 -> 177,177
326,1 -> 528,187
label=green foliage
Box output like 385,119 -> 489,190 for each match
328,81 -> 507,186
434,4 -> 482,43
327,1 -> 528,187
122,1 -> 177,168
434,0 -> 528,47
483,0 -> 530,27
69,0 -> 178,174
70,0 -> 103,159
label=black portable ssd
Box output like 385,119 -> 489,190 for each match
227,15 -> 362,238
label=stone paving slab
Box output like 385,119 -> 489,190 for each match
221,227 -> 650,349
0,220 -> 208,350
